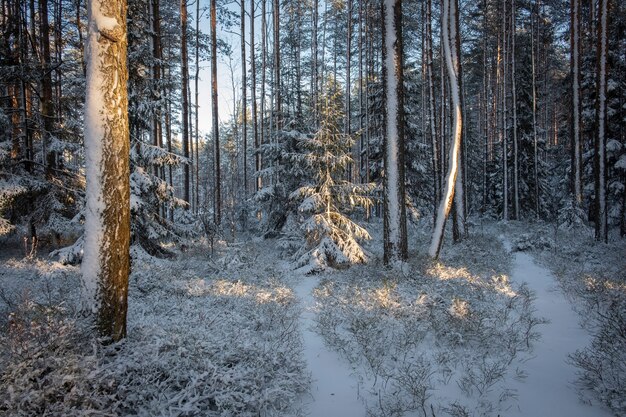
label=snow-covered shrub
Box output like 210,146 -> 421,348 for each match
1,243 -> 308,416
313,231 -> 541,416
570,297 -> 626,415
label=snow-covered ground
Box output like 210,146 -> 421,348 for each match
502,237 -> 613,417
0,221 -> 624,416
292,275 -> 367,416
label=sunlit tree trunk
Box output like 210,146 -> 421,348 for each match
450,0 -> 466,240
429,0 -> 463,259
83,0 -> 130,342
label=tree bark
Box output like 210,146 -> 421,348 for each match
83,0 -> 130,342
382,0 -> 408,264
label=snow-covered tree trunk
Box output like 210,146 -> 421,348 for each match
382,0 -> 408,264
594,0 -> 608,242
429,0 -> 463,259
83,0 -> 130,342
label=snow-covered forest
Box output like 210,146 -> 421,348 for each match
0,0 -> 625,415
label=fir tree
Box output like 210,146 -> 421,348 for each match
291,79 -> 373,273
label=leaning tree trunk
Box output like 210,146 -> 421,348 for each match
382,0 -> 408,264
83,0 -> 130,342
429,0 -> 463,259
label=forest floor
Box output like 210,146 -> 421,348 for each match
0,219 -> 623,416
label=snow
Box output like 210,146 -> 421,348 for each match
383,0 -> 400,248
502,237 -> 614,417
292,275 -> 366,416
1,223 -> 623,416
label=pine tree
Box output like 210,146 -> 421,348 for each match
382,0 -> 408,264
83,0 -> 130,341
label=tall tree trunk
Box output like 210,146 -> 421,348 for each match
594,0 -> 608,242
194,0 -> 200,211
151,0 -> 163,178
531,5 -> 540,217
241,0 -> 248,196
260,0 -> 267,162
511,0 -> 519,220
425,0 -> 439,221
501,0 -> 508,221
311,0 -> 318,126
273,0 -> 281,129
382,0 -> 408,264
345,0 -> 352,180
250,0 -> 260,192
83,0 -> 130,342
40,0 -> 56,173
429,0 -> 463,259
450,0 -> 466,240
570,0 -> 582,205
180,0 -> 190,206
211,0 -> 221,225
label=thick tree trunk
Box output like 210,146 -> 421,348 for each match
83,0 -> 130,342
382,0 -> 408,264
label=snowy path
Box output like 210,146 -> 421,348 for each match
503,239 -> 613,417
292,276 -> 366,417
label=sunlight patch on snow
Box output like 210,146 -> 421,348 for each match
185,278 -> 294,305
584,275 -> 626,295
427,264 -> 517,297
426,263 -> 475,282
